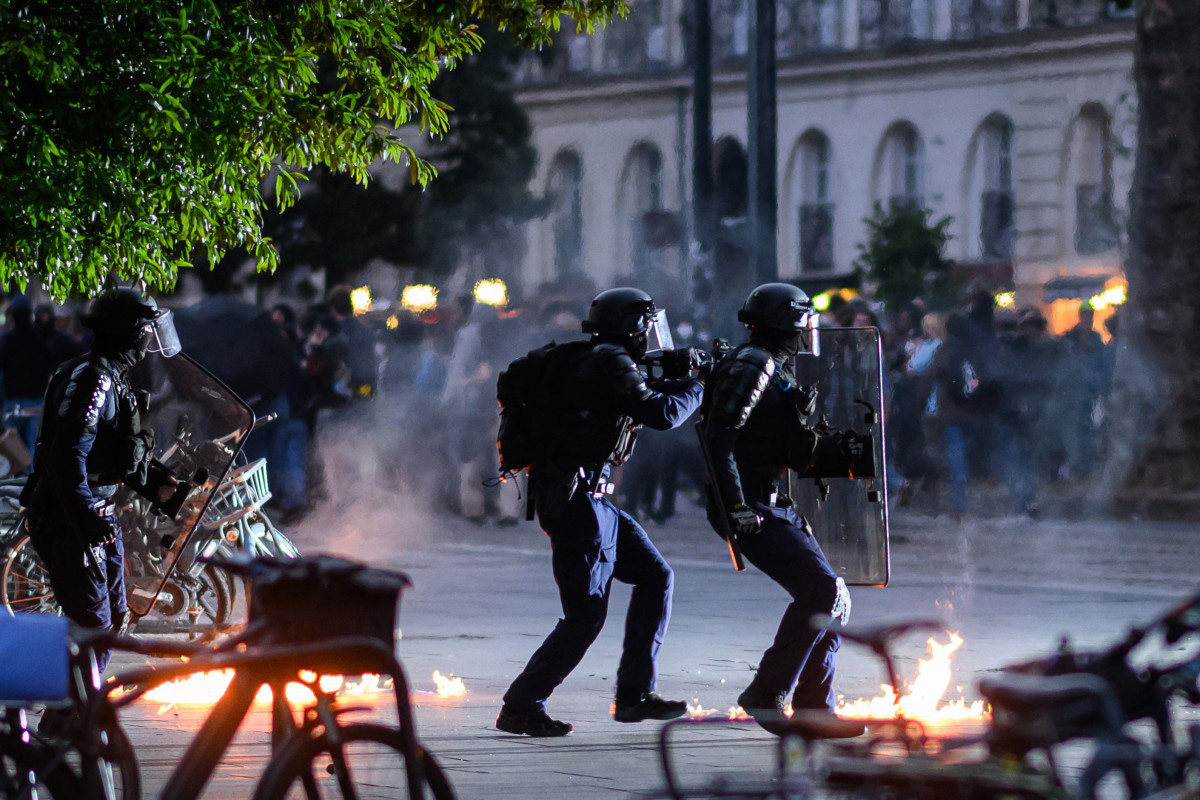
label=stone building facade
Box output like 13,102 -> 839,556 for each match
510,0 -> 1134,310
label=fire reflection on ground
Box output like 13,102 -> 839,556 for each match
115,667 -> 468,713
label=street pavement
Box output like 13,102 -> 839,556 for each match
108,501 -> 1200,798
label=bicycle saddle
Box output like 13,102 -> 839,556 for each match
812,617 -> 944,650
979,672 -> 1113,713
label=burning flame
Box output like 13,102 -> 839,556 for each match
685,699 -> 751,721
117,668 -> 392,713
836,632 -> 987,723
432,670 -> 466,697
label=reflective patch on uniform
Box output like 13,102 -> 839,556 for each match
84,373 -> 111,427
831,577 -> 851,625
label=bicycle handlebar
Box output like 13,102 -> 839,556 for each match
71,626 -> 206,660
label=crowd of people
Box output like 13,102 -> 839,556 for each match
879,291 -> 1116,520
0,282 -> 1117,523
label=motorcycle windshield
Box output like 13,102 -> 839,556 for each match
118,353 -> 254,616
789,327 -> 890,587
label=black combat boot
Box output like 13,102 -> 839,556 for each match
613,687 -> 687,723
737,679 -> 790,735
495,706 -> 573,737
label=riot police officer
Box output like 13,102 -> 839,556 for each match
701,283 -> 854,728
22,289 -> 181,672
497,288 -> 705,737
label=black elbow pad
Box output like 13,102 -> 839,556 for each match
712,346 -> 774,429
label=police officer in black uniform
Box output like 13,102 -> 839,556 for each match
701,283 -> 853,725
497,288 -> 705,737
22,289 -> 180,673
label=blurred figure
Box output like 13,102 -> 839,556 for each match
891,311 -> 942,507
1059,304 -> 1108,480
35,304 -> 85,368
0,297 -> 55,454
327,284 -> 379,399
995,309 -> 1059,517
259,303 -> 311,520
929,314 -> 981,520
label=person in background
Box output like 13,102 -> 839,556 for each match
1060,303 -> 1108,480
929,314 -> 980,522
326,284 -> 379,399
0,297 -> 55,455
35,304 -> 85,369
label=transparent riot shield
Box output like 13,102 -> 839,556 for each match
789,327 -> 890,587
119,353 -> 254,616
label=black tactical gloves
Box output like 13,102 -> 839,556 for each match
729,504 -> 762,538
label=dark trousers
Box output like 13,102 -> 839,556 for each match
503,496 -> 674,713
29,514 -> 127,673
738,506 -> 841,711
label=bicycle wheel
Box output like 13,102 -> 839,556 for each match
1,531 -> 62,616
0,733 -> 82,800
253,723 -> 455,800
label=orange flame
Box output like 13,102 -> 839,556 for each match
432,670 -> 466,698
116,666 -> 392,713
836,631 -> 987,724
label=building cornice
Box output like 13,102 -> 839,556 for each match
514,21 -> 1134,108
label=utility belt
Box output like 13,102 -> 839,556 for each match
744,478 -> 793,510
528,463 -> 613,520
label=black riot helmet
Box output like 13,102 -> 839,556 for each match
581,287 -> 672,360
738,282 -> 819,356
85,288 -> 182,365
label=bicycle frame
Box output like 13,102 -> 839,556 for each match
86,635 -> 425,800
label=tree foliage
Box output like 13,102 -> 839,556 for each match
254,24 -> 541,287
0,0 -> 620,300
855,201 -> 957,310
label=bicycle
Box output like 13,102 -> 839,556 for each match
2,554 -> 455,800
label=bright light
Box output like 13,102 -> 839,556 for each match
386,314 -> 400,330
812,292 -> 831,312
473,279 -> 508,308
995,291 -> 1016,309
401,284 -> 438,314
1089,278 -> 1127,310
350,286 -> 373,316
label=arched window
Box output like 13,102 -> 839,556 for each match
875,122 -> 924,208
617,143 -> 665,269
965,115 -> 1015,260
797,131 -> 834,272
546,151 -> 584,276
1068,105 -> 1119,255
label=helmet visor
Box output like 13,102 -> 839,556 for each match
141,309 -> 182,358
645,309 -> 674,355
799,312 -> 820,357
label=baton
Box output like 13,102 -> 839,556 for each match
695,420 -> 746,572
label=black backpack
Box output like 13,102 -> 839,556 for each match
496,340 -> 589,477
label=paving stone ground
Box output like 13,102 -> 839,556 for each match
100,504 -> 1199,798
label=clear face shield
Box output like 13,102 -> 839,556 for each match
141,309 -> 182,358
644,309 -> 675,356
800,310 -> 820,357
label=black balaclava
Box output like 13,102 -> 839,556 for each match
92,322 -> 148,370
751,327 -> 806,361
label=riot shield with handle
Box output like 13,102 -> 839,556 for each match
119,352 -> 254,617
789,327 -> 890,587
